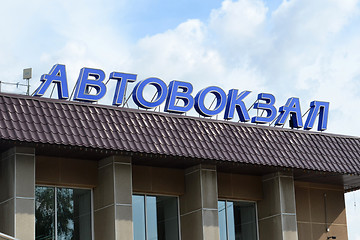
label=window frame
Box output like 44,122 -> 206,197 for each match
35,185 -> 94,240
132,193 -> 181,240
218,198 -> 259,240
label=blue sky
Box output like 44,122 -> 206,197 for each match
1,0 -> 360,238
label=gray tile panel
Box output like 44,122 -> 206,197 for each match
1,93 -> 360,175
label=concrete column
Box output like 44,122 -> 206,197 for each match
93,155 -> 133,240
180,164 -> 219,240
0,147 -> 35,240
258,172 -> 298,240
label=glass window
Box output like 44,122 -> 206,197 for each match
35,186 -> 92,240
218,200 -> 258,240
133,195 -> 179,240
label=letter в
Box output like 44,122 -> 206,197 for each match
73,67 -> 107,102
164,80 -> 194,114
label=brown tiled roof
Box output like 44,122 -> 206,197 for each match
1,93 -> 360,175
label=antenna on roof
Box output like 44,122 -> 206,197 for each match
0,68 -> 31,95
23,68 -> 32,95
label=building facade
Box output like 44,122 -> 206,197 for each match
0,92 -> 360,240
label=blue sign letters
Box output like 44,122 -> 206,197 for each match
110,72 -> 137,106
165,81 -> 194,113
73,68 -> 107,102
251,93 -> 277,124
304,101 -> 329,131
194,86 -> 227,117
132,78 -> 168,109
35,64 -> 330,132
224,90 -> 251,122
275,97 -> 303,128
34,64 -> 69,99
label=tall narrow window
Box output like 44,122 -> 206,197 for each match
133,195 -> 179,240
35,186 -> 92,240
218,200 -> 258,240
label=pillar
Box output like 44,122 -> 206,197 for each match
258,172 -> 298,240
0,147 -> 35,240
180,164 -> 219,240
93,155 -> 133,240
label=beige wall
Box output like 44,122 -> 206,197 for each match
257,172 -> 298,240
295,181 -> 348,240
94,155 -> 133,240
132,165 -> 185,195
180,164 -> 219,240
0,147 -> 35,240
36,155 -> 97,188
217,172 -> 263,201
31,155 -> 351,240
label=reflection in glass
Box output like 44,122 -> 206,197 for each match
35,186 -> 92,240
218,201 -> 257,240
132,195 -> 179,240
35,186 -> 55,240
57,188 -> 74,240
57,188 -> 92,240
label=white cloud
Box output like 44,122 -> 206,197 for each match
209,0 -> 267,42
129,0 -> 270,101
272,0 -> 358,41
1,0 -> 360,134
134,19 -> 212,79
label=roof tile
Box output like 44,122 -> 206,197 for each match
1,93 -> 360,174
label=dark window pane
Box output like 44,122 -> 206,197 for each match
56,188 -> 92,240
155,196 -> 179,240
35,186 -> 55,240
218,201 -> 258,240
57,188 -> 74,240
36,187 -> 92,240
133,195 -> 179,240
233,202 -> 257,240
72,189 -> 92,240
133,195 -> 146,240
